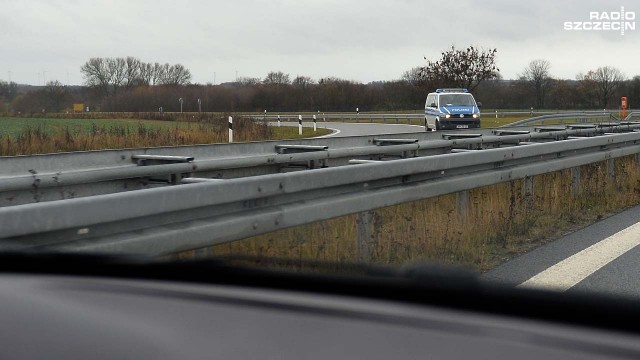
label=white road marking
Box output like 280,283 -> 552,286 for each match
313,128 -> 341,138
518,221 -> 640,291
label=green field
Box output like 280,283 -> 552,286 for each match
0,117 -> 195,137
0,117 -> 331,139
0,117 -> 331,156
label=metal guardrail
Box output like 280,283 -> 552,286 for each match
1,124 -> 640,255
246,110 -> 625,123
0,123 -> 635,207
501,110 -> 629,127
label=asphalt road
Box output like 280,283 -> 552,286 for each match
484,205 -> 640,299
272,121 -> 427,137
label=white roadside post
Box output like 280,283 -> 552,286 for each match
228,116 -> 233,143
277,115 -> 281,127
313,114 -> 317,132
298,115 -> 303,135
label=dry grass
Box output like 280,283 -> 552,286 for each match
211,156 -> 640,271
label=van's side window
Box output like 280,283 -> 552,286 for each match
426,95 -> 435,108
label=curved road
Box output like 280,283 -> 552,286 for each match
273,121 -> 427,137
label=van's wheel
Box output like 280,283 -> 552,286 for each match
424,119 -> 433,132
435,119 -> 441,131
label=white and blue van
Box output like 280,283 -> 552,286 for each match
424,88 -> 481,131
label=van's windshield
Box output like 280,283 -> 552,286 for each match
439,94 -> 476,106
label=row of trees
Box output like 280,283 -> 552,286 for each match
4,74 -> 638,114
517,59 -> 625,109
80,56 -> 192,97
2,48 -> 638,114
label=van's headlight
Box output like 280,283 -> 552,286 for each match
472,113 -> 479,118
445,114 -> 451,119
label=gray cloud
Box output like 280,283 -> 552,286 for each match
1,0 -> 638,85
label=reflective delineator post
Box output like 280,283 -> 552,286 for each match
298,115 -> 303,135
313,114 -> 317,132
277,115 -> 281,127
228,116 -> 233,143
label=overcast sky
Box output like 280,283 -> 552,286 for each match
1,0 -> 638,85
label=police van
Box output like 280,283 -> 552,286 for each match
424,88 -> 481,131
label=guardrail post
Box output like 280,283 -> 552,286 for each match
228,116 -> 233,143
356,211 -> 375,263
607,158 -> 615,180
571,167 -> 580,196
524,176 -> 534,210
456,190 -> 470,218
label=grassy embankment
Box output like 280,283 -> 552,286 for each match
0,117 -> 331,156
211,156 -> 640,272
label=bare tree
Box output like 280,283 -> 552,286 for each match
579,66 -> 625,108
162,64 -> 192,85
401,66 -> 423,86
107,57 -> 126,93
151,62 -> 166,85
237,76 -> 262,86
420,45 -> 499,91
0,80 -> 18,101
123,56 -> 142,88
43,80 -> 70,112
137,62 -> 154,85
80,57 -> 111,95
263,71 -> 291,85
520,59 -> 552,108
292,75 -> 314,89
